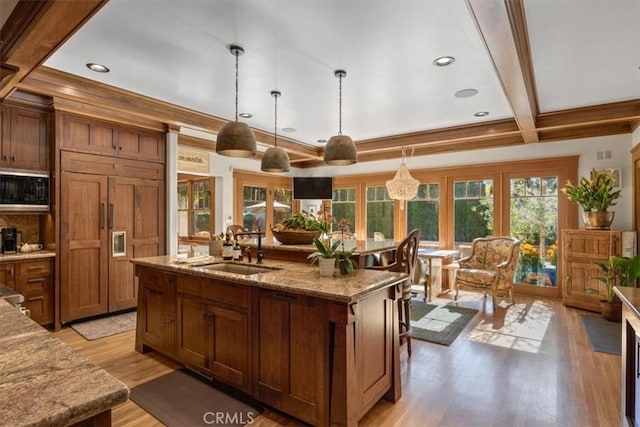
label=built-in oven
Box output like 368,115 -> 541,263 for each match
0,170 -> 49,212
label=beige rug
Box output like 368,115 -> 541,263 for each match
71,311 -> 137,340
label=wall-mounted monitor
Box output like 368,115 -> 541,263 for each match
293,177 -> 333,200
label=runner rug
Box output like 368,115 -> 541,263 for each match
130,370 -> 261,427
410,300 -> 478,346
580,314 -> 621,355
70,311 -> 136,340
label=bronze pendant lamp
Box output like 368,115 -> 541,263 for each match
216,44 -> 257,158
324,69 -> 357,166
261,90 -> 290,173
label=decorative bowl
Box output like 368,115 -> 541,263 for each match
272,229 -> 320,245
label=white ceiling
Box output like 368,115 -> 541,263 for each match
42,0 -> 640,148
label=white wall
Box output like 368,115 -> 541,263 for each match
174,133 -> 635,252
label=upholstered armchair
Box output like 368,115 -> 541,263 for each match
454,236 -> 520,306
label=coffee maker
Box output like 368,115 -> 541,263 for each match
1,227 -> 18,254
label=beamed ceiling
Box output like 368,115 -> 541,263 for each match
1,0 -> 639,168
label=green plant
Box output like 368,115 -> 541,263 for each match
560,168 -> 621,212
588,255 -> 640,303
307,237 -> 357,275
275,211 -> 327,232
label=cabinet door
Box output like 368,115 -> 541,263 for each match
178,293 -> 209,372
8,107 -> 48,170
118,127 -> 165,162
108,176 -> 164,311
63,115 -> 117,156
0,262 -> 16,289
139,279 -> 165,350
60,172 -> 108,322
208,303 -> 249,391
255,289 -> 324,425
17,259 -> 53,325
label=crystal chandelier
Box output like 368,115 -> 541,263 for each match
385,148 -> 419,210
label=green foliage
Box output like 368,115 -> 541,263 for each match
307,237 -> 357,275
588,255 -> 640,303
454,199 -> 492,242
278,211 -> 326,232
561,168 -> 621,212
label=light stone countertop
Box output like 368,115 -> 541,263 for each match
0,250 -> 56,262
0,299 -> 129,426
133,255 -> 408,303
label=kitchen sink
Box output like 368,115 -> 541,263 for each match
196,263 -> 280,276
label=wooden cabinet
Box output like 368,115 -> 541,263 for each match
0,105 -> 48,171
135,266 -> 176,356
16,258 -> 53,325
60,170 -> 164,322
562,229 -> 631,312
254,289 -> 326,425
62,114 -> 164,163
177,276 -> 250,392
0,262 -> 16,289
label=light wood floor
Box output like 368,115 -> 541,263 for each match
53,292 -> 621,427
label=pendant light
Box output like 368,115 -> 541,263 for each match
216,44 -> 257,158
261,90 -> 290,173
324,69 -> 357,165
386,147 -> 419,210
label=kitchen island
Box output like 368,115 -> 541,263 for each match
132,255 -> 408,426
0,299 -> 129,426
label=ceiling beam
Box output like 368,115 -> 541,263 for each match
0,0 -> 107,99
466,0 -> 539,143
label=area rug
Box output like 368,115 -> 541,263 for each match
580,314 -> 621,355
70,311 -> 136,340
410,300 -> 478,346
130,370 -> 261,427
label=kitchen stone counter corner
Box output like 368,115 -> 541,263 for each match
132,255 -> 408,303
0,299 -> 129,426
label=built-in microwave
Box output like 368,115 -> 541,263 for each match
0,170 -> 50,212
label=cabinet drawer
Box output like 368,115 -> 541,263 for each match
19,259 -> 52,276
201,280 -> 248,309
18,274 -> 51,295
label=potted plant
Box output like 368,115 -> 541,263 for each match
307,219 -> 357,276
272,211 -> 329,244
560,168 -> 621,230
589,255 -> 640,321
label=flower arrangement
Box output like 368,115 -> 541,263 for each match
307,218 -> 357,275
546,242 -> 558,266
519,242 -> 540,267
560,168 -> 620,212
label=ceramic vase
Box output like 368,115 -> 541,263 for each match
318,257 -> 335,277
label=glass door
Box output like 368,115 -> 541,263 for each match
453,179 -> 494,259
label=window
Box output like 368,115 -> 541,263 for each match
242,185 -> 267,231
366,185 -> 394,240
332,188 -> 356,233
407,183 -> 439,247
177,176 -> 215,239
453,179 -> 493,257
510,176 -> 559,287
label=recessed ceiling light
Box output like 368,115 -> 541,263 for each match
86,63 -> 109,73
317,139 -> 327,144
238,112 -> 253,118
474,111 -> 489,117
281,127 -> 296,132
455,88 -> 478,98
433,56 -> 455,67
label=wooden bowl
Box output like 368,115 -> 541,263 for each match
272,230 -> 320,245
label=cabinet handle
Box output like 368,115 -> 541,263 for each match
101,203 -> 107,229
27,296 -> 44,302
11,156 -> 15,162
164,319 -> 175,324
203,311 -> 212,319
2,155 -> 6,161
275,293 -> 296,301
144,290 -> 156,296
118,146 -> 122,151
27,278 -> 45,284
109,203 -> 114,229
27,265 -> 45,271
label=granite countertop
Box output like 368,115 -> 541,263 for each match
133,255 -> 407,303
0,299 -> 129,426
239,238 -> 398,255
0,250 -> 56,262
614,286 -> 640,318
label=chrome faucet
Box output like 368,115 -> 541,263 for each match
234,228 -> 266,265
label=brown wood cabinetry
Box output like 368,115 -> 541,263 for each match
254,289 -> 326,425
562,229 -> 629,312
176,275 -> 250,392
135,266 -> 176,357
16,258 -> 53,325
0,262 -> 16,288
62,114 -> 164,163
0,105 -> 48,171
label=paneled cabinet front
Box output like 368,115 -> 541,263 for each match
136,267 -> 176,356
177,276 -> 250,392
60,171 -> 164,322
17,258 -> 53,325
0,105 -> 49,171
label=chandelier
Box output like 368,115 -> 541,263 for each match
385,148 -> 419,210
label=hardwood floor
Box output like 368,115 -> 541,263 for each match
53,292 -> 621,427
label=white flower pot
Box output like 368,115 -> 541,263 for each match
318,258 -> 335,277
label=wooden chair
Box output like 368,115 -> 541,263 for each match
454,236 -> 520,306
367,229 -> 420,356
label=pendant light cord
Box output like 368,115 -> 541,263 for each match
338,73 -> 343,135
274,93 -> 278,148
234,50 -> 239,121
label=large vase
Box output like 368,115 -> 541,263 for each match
581,211 -> 615,230
600,300 -> 622,322
318,258 -> 335,277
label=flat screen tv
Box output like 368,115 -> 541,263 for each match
293,177 -> 333,200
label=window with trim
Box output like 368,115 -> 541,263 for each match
366,185 -> 394,240
407,183 -> 439,247
332,188 -> 356,233
453,179 -> 493,258
177,176 -> 215,239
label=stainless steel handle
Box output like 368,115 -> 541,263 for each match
27,265 -> 45,271
144,289 -> 156,296
27,296 -> 44,302
109,203 -> 114,229
27,278 -> 45,284
101,203 -> 107,229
